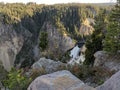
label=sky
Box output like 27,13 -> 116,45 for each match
0,0 -> 117,4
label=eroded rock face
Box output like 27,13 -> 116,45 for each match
79,18 -> 94,36
28,70 -> 96,90
0,21 -> 33,71
94,51 -> 120,71
0,23 -> 31,71
0,21 -> 75,71
40,22 -> 75,59
46,23 -> 75,52
96,70 -> 120,90
32,57 -> 66,73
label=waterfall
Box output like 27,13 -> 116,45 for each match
70,45 -> 80,59
68,45 -> 85,65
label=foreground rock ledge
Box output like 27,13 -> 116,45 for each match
96,70 -> 120,90
28,70 -> 95,90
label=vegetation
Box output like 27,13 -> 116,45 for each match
3,68 -> 31,90
60,52 -> 71,63
0,3 -> 43,24
39,32 -> 48,51
0,3 -> 111,40
84,9 -> 107,65
68,64 -> 115,86
103,0 -> 120,53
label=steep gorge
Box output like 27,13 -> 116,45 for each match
0,3 -> 107,71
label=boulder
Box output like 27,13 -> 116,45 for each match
94,51 -> 108,66
94,51 -> 120,71
32,57 -> 66,73
28,70 -> 96,90
96,70 -> 120,90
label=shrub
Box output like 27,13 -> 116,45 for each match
39,32 -> 48,51
3,68 -> 32,90
67,64 -> 115,86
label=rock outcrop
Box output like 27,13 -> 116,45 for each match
40,22 -> 75,59
94,51 -> 120,71
96,70 -> 120,90
46,23 -> 75,52
79,18 -> 94,36
0,20 -> 75,71
0,22 -> 31,71
28,70 -> 96,90
94,51 -> 107,67
32,57 -> 66,73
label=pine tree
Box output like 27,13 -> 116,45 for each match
3,68 -> 31,90
103,0 -> 120,53
39,32 -> 48,51
84,9 -> 106,65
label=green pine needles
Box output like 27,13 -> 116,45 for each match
103,0 -> 120,53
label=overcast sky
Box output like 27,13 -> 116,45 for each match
0,0 -> 117,4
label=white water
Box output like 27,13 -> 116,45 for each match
70,45 -> 80,59
68,45 -> 85,65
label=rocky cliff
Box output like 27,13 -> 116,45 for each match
40,22 -> 75,60
79,18 -> 94,36
0,3 -> 98,71
0,21 -> 94,71
0,21 -> 76,71
0,22 -> 31,71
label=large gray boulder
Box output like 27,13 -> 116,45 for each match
28,70 -> 96,90
96,70 -> 120,90
94,51 -> 108,66
94,51 -> 120,71
32,57 -> 66,73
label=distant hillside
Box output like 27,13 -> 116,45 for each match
89,3 -> 116,6
54,3 -> 116,7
